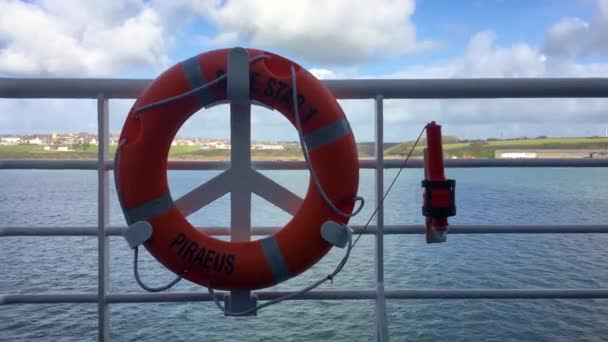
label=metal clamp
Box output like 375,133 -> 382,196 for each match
122,221 -> 153,249
321,221 -> 353,249
224,293 -> 258,316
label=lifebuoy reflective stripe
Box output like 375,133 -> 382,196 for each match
115,48 -> 359,291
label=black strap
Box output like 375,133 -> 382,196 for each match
421,179 -> 456,217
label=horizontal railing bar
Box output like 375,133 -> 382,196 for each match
386,289 -> 608,299
3,289 -> 608,305
3,78 -> 608,99
2,158 -> 607,171
0,160 -> 114,170
2,225 -> 607,237
326,78 -> 608,99
0,78 -> 149,99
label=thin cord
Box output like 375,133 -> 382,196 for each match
290,65 -> 364,218
207,229 -> 353,316
131,54 -> 271,118
134,246 -> 183,292
351,125 -> 427,248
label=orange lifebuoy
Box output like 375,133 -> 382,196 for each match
115,48 -> 359,291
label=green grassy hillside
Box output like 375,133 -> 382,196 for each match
2,137 -> 608,160
385,137 -> 608,158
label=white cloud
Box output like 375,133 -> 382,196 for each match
0,0 -> 434,75
196,0 -> 437,65
3,26 -> 608,142
1,0 -> 608,142
313,27 -> 608,141
542,18 -> 590,59
0,0 -> 170,76
542,0 -> 608,60
383,31 -> 547,79
309,68 -> 340,80
308,67 -> 361,79
199,32 -> 240,48
0,99 -> 98,134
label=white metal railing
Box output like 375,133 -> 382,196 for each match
3,288 -> 608,305
3,224 -> 608,237
3,77 -> 608,99
1,76 -> 608,342
97,95 -> 110,340
2,158 -> 608,169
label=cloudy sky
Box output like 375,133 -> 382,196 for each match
1,0 -> 607,142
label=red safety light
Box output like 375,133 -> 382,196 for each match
422,121 -> 456,243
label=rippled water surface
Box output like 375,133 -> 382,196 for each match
1,168 -> 607,341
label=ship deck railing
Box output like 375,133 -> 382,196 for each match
1,77 -> 608,341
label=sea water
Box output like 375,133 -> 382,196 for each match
1,168 -> 607,341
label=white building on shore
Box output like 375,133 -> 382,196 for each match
1,137 -> 21,145
252,144 -> 284,150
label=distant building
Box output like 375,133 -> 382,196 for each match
200,141 -> 231,149
1,137 -> 21,145
591,151 -> 608,159
495,149 -> 608,159
498,152 -> 537,159
252,144 -> 284,150
175,139 -> 196,146
27,137 -> 44,145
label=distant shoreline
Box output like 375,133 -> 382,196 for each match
1,136 -> 607,160
0,154 -> 410,161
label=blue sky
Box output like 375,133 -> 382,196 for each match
1,0 -> 607,141
415,1 -> 573,61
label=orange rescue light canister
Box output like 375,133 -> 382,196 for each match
421,121 -> 456,243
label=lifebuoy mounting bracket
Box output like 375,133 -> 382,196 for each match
321,221 -> 353,249
122,221 -> 153,249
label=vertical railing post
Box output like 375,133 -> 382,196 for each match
97,94 -> 110,341
374,95 -> 389,341
226,47 -> 256,314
